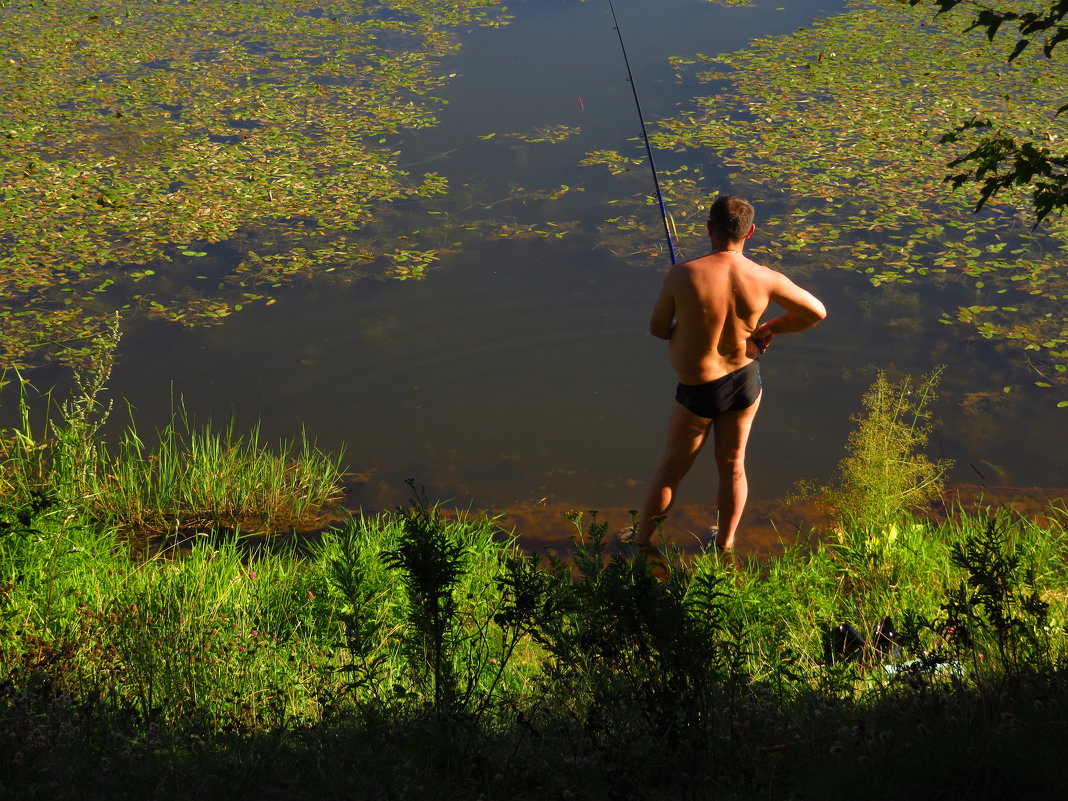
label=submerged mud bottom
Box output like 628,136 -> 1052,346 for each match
174,480 -> 1065,561
486,484 -> 1068,560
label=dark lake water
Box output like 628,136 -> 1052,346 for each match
17,0 -> 1068,536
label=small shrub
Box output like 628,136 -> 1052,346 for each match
828,368 -> 951,535
924,518 -> 1053,681
382,486 -> 469,716
529,513 -> 739,760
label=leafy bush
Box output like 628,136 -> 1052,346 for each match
804,368 -> 951,537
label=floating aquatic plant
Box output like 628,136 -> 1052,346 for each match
586,0 -> 1068,395
0,0 -> 509,368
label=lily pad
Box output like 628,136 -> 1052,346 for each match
0,0 -> 509,368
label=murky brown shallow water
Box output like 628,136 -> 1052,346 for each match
352,481 -> 1068,558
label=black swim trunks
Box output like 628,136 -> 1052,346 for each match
675,360 -> 762,419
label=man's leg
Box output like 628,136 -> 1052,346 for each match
711,392 -> 762,550
636,403 -> 714,549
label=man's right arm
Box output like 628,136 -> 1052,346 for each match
752,272 -> 826,352
649,269 -> 677,340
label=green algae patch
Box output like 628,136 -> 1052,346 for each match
0,0 -> 508,367
588,0 -> 1068,395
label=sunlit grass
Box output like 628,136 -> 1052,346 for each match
1,356 -> 344,538
2,364 -> 1067,798
94,408 -> 344,535
2,485 -> 1066,798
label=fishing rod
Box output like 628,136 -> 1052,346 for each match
606,0 -> 679,265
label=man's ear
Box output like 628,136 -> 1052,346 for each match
744,223 -> 755,240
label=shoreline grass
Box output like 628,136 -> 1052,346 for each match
1,493 -> 1065,799
2,366 -> 1067,798
1,335 -> 345,540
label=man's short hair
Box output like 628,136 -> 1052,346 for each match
708,195 -> 755,241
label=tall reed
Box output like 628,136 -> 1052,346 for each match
1,324 -> 344,538
92,405 -> 344,535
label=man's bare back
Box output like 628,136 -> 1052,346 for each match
631,195 -> 826,554
650,251 -> 826,385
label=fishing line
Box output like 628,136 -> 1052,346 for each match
606,0 -> 679,265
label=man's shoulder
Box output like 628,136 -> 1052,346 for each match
666,257 -> 707,284
737,254 -> 774,271
740,258 -> 787,283
672,253 -> 780,284
675,253 -> 730,275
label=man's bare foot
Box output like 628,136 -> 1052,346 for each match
617,528 -> 641,547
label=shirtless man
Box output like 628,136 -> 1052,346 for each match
633,195 -> 826,553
